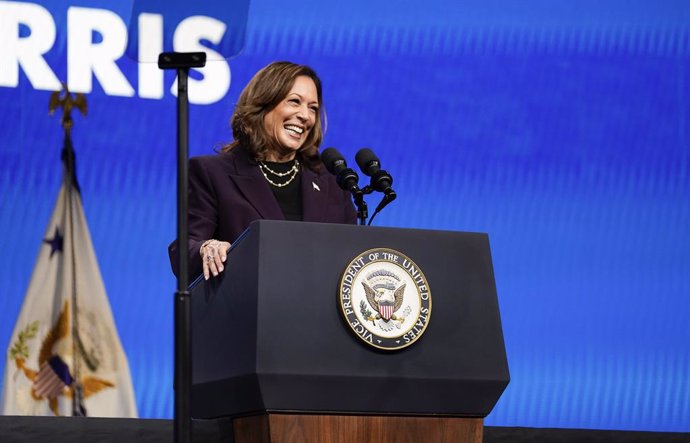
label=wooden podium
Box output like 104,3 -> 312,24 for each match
233,414 -> 483,443
189,221 -> 509,442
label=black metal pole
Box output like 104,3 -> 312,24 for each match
158,52 -> 206,443
174,66 -> 191,443
354,191 -> 368,225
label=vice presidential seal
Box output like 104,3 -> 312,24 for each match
338,248 -> 432,351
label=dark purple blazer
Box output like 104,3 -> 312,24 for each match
168,146 -> 357,277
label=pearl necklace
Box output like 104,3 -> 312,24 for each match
259,159 -> 300,188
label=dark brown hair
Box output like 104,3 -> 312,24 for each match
222,61 -> 325,170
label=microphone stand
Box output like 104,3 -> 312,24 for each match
367,190 -> 397,226
360,184 -> 396,226
158,51 -> 206,443
353,189 -> 368,225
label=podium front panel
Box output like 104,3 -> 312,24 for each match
191,220 -> 509,418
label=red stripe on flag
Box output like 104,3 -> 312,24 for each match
34,362 -> 69,399
380,305 -> 394,320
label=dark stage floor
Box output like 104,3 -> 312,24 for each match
0,416 -> 688,442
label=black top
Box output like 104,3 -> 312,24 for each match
261,160 -> 303,221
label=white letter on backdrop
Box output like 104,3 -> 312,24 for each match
137,13 -> 164,99
171,16 -> 230,105
0,1 -> 60,90
67,7 -> 134,96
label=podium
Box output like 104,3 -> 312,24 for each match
190,220 -> 509,442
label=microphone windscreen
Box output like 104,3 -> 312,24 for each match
355,148 -> 379,176
320,147 -> 345,174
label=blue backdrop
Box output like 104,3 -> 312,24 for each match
1,0 -> 688,431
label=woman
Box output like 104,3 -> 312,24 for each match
169,61 -> 357,280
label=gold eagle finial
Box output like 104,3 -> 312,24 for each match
49,82 -> 87,133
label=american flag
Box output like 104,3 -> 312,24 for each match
33,356 -> 73,399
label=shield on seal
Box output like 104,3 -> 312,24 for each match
379,302 -> 395,321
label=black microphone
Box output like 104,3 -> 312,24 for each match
355,148 -> 396,226
355,148 -> 394,195
321,147 -> 361,193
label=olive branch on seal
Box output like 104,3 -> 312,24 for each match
359,301 -> 376,325
9,321 -> 39,360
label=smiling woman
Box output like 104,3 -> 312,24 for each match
261,76 -> 320,160
168,61 -> 357,281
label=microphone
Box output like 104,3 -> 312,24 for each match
355,148 -> 394,195
355,148 -> 396,225
321,147 -> 361,193
321,147 -> 368,225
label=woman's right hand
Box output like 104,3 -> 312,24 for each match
200,239 -> 232,280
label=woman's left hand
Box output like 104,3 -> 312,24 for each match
200,239 -> 231,280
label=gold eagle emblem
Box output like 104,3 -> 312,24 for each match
11,300 -> 115,415
362,281 -> 406,321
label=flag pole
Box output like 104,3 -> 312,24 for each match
49,84 -> 88,416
